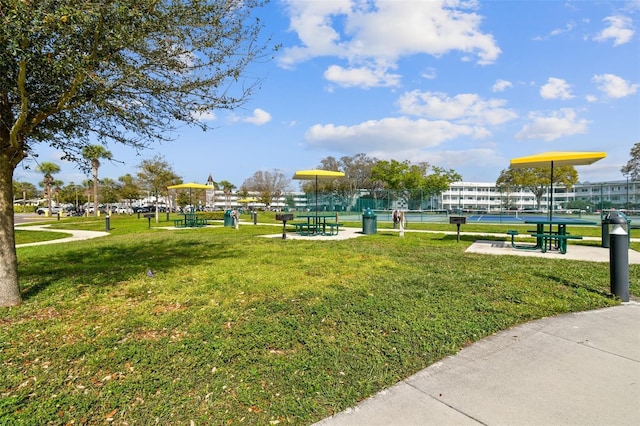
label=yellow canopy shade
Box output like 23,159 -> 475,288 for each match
167,183 -> 212,209
167,182 -> 212,190
510,151 -> 606,169
509,151 -> 606,221
292,169 -> 346,180
293,169 -> 345,215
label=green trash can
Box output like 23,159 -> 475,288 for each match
362,208 -> 377,234
224,210 -> 234,227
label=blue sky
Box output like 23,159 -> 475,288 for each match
18,0 -> 640,190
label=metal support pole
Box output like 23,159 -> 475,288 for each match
282,220 -> 287,239
609,223 -> 629,302
254,212 -> 257,225
105,215 -> 111,231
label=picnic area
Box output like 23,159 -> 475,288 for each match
3,211 -> 639,424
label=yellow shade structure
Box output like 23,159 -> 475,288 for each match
510,151 -> 606,169
167,183 -> 212,190
292,169 -> 346,180
167,182 -> 212,207
293,169 -> 345,218
510,151 -> 606,220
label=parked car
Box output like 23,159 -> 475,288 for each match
36,206 -> 62,215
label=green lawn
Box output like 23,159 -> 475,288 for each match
2,215 -> 638,424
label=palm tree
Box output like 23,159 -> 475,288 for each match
36,162 -> 61,216
219,180 -> 236,210
82,145 -> 113,216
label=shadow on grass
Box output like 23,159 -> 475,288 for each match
19,233 -> 236,301
439,234 -> 505,243
536,272 -> 613,299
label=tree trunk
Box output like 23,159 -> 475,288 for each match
0,154 -> 22,307
92,161 -> 99,217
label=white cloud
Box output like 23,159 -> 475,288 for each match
191,110 -> 216,122
592,73 -> 639,98
421,67 -> 437,80
515,108 -> 589,141
279,0 -> 501,88
304,117 -> 480,153
533,21 -> 577,41
324,65 -> 401,88
492,79 -> 513,92
242,108 -> 272,125
593,15 -> 634,46
550,21 -> 577,36
540,77 -> 574,100
397,91 -> 517,126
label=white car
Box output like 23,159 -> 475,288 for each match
36,206 -> 62,215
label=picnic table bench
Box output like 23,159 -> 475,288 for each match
290,222 -> 318,235
289,220 -> 343,236
174,214 -> 208,228
529,232 -> 582,254
506,227 -> 584,254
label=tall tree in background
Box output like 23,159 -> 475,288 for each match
219,180 -> 236,210
82,145 -> 113,216
99,178 -> 121,212
371,160 -> 461,209
0,0 -> 272,306
137,155 -> 181,222
241,169 -> 290,209
304,154 -> 378,209
496,166 -> 578,210
35,162 -> 61,216
621,142 -> 640,180
118,174 -> 141,213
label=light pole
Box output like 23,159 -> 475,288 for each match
43,173 -> 54,217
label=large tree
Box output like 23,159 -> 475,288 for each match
621,142 -> 640,180
241,169 -> 290,209
137,155 -> 181,221
371,160 -> 461,209
303,154 -> 379,209
118,174 -> 142,213
82,145 -> 113,216
1,0 -> 272,306
496,166 -> 578,210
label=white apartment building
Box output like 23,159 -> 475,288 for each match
440,180 -> 639,213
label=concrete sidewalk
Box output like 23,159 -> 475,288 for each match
15,224 -> 109,248
314,302 -> 640,425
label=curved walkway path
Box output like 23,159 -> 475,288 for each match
15,224 -> 110,248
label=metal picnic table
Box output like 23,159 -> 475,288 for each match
521,217 -> 597,254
